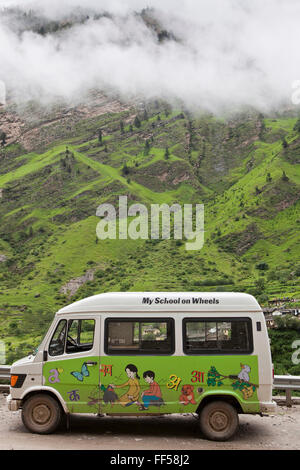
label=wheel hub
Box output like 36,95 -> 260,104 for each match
209,410 -> 229,432
32,404 -> 51,425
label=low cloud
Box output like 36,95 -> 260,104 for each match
0,0 -> 299,113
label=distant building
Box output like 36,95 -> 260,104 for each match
265,315 -> 275,328
281,308 -> 300,316
263,306 -> 300,329
268,298 -> 291,307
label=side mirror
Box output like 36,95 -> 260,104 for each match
43,350 -> 48,362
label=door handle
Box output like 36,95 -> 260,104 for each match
86,361 -> 97,366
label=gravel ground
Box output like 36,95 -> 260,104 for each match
0,394 -> 300,450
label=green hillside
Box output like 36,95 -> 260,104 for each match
0,101 -> 300,364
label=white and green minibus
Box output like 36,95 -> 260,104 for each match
7,292 -> 276,441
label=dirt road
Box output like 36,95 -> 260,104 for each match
0,394 -> 299,450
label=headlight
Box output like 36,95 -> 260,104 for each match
10,374 -> 26,388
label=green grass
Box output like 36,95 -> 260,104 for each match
0,106 -> 300,364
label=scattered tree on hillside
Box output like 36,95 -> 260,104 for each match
121,162 -> 130,176
144,139 -> 150,155
256,262 -> 269,271
282,170 -> 289,181
120,121 -> 124,134
255,277 -> 265,294
158,30 -> 171,43
164,147 -> 169,159
258,114 -> 266,139
98,129 -> 103,144
0,131 -> 6,146
282,137 -> 288,149
164,104 -> 171,117
228,128 -> 234,139
38,26 -> 46,35
293,118 -> 300,133
133,116 -> 141,128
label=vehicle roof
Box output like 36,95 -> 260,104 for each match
57,292 -> 262,314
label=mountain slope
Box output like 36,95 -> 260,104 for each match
0,99 -> 300,362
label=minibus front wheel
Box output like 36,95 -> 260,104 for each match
199,400 -> 239,441
22,393 -> 63,434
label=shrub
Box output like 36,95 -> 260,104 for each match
274,315 -> 300,331
256,262 -> 269,271
295,266 -> 300,276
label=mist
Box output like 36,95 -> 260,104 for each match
0,0 -> 299,113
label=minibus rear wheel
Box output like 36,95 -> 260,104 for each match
199,400 -> 239,441
22,393 -> 63,434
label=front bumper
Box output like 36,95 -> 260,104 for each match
6,394 -> 21,411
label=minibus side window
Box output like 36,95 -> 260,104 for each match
105,318 -> 174,355
183,318 -> 253,354
66,319 -> 95,354
49,319 -> 67,357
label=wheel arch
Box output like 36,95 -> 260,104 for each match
21,386 -> 68,414
196,392 -> 244,415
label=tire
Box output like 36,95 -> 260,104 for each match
22,393 -> 63,434
199,401 -> 239,441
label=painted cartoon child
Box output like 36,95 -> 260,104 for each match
109,364 -> 141,407
139,370 -> 162,410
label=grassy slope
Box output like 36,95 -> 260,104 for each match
0,106 -> 300,363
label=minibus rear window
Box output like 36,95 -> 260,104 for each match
105,318 -> 175,355
183,318 -> 253,355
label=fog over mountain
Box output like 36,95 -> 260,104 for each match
0,0 -> 299,112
